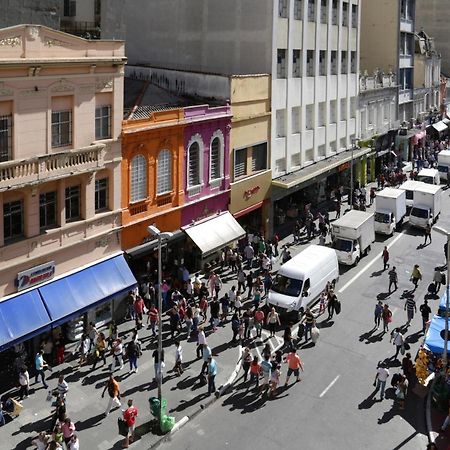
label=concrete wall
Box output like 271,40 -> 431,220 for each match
105,0 -> 273,75
416,0 -> 450,76
360,0 -> 398,73
0,0 -> 60,29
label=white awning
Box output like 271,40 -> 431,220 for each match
432,121 -> 448,133
182,211 -> 246,256
442,117 -> 450,125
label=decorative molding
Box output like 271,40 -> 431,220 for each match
95,77 -> 113,92
44,37 -> 70,47
28,27 -> 39,40
51,79 -> 75,93
20,88 -> 46,97
0,36 -> 22,47
0,82 -> 13,97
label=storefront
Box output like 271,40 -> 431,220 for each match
0,253 -> 137,353
229,170 -> 272,238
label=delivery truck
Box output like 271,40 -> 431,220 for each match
374,188 -> 407,235
416,168 -> 440,185
399,180 -> 427,210
438,150 -> 450,181
331,210 -> 375,266
409,184 -> 442,228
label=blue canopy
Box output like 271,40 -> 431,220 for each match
39,255 -> 137,327
439,291 -> 450,315
424,315 -> 450,354
0,290 -> 51,352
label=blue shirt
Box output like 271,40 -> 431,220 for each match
202,346 -> 212,362
35,354 -> 44,371
208,359 -> 217,376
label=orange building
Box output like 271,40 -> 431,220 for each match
121,109 -> 185,250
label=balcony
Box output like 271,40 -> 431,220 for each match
399,89 -> 413,104
0,144 -> 105,191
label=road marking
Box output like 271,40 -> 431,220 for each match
337,230 -> 407,294
319,375 -> 340,398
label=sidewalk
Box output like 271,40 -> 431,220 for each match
426,381 -> 450,450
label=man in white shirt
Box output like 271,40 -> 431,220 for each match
390,328 -> 404,360
374,362 -> 390,401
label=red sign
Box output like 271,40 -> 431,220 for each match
243,185 -> 260,200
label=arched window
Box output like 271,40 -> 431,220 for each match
157,149 -> 172,195
188,142 -> 201,187
130,154 -> 147,202
210,137 -> 221,180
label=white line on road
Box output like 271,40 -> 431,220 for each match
337,230 -> 407,294
319,375 -> 340,398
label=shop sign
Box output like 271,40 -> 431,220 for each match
338,162 -> 350,172
16,261 -> 55,291
243,185 -> 260,201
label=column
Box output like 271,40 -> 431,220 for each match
57,178 -> 66,227
0,192 -> 4,247
361,157 -> 367,187
24,188 -> 40,238
82,173 -> 95,220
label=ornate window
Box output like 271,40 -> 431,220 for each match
188,142 -> 201,187
210,130 -> 224,183
157,150 -> 172,195
130,154 -> 147,202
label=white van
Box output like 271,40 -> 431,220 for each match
267,245 -> 339,316
417,168 -> 440,185
399,180 -> 428,210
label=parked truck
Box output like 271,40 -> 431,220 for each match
438,150 -> 450,181
399,180 -> 427,210
416,168 -> 440,185
331,210 -> 375,266
409,184 -> 442,228
374,188 -> 407,235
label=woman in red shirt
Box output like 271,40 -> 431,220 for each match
122,398 -> 138,448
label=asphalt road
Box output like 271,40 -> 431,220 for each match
165,198 -> 450,450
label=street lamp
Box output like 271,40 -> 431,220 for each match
147,225 -> 173,429
433,225 -> 450,369
350,137 -> 359,209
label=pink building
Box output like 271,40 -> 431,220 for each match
181,104 -> 232,225
0,25 -> 135,351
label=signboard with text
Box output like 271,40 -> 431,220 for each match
16,261 -> 55,291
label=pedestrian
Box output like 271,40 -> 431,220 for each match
260,354 -> 272,395
395,374 -> 408,410
122,399 -> 138,448
199,295 -> 208,321
241,347 -> 252,382
169,305 -> 181,338
234,294 -> 243,316
196,326 -> 207,358
250,356 -> 260,389
303,308 -> 315,342
231,313 -> 240,343
401,352 -> 415,383
220,293 -> 230,323
126,338 -> 139,374
102,374 -> 121,416
152,348 -> 165,382
433,267 -> 443,292
237,269 -> 246,294
200,344 -> 212,375
420,299 -> 432,333
266,307 -> 281,337
335,200 -> 341,219
51,397 -> 66,430
374,301 -> 383,329
244,243 -> 254,269
67,434 -> 80,450
369,187 -> 376,205
284,349 -> 304,386
207,356 -> 218,396
390,328 -> 404,359
147,304 -> 159,336
404,295 -> 417,326
373,362 -> 390,401
91,332 -> 107,370
34,350 -> 49,389
388,266 -> 398,293
327,290 -> 338,319
382,246 -> 390,270
61,417 -> 76,447
18,366 -> 30,400
31,432 -> 49,450
87,322 -> 98,352
423,223 -> 432,245
55,335 -> 65,365
78,333 -> 90,367
110,338 -> 124,372
173,340 -> 183,376
382,304 -> 393,332
411,264 -> 422,289
51,423 -> 64,447
56,374 -> 69,401
268,364 -> 281,398
246,271 -> 254,299
209,297 -> 220,331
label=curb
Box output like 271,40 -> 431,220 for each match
426,377 -> 438,444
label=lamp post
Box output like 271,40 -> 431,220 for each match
350,137 -> 359,209
433,225 -> 450,368
147,225 -> 173,429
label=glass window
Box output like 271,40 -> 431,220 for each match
341,98 -> 347,120
331,50 -> 337,75
292,106 -> 301,134
277,49 -> 287,78
308,0 -> 316,21
252,143 -> 268,172
130,154 -> 147,202
350,51 -> 357,73
95,105 -> 111,140
279,0 -> 288,17
271,274 -> 303,297
234,148 -> 247,179
157,149 -> 172,195
332,0 -> 338,25
294,0 -> 303,19
65,185 -> 80,221
307,50 -> 315,77
40,191 -> 57,229
4,200 -> 23,241
341,51 -> 348,74
293,50 -> 301,77
320,0 -> 327,23
0,114 -> 12,162
51,110 -> 72,148
342,2 -> 348,26
95,178 -> 108,211
276,110 -> 286,137
188,142 -> 201,187
351,4 -> 358,28
319,50 -> 327,76
210,137 -> 221,180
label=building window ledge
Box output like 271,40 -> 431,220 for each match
187,184 -> 203,196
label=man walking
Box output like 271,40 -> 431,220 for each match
382,246 -> 390,271
102,374 -> 121,416
424,223 -> 432,245
207,356 -> 218,396
388,266 -> 398,293
122,399 -> 138,448
420,299 -> 432,333
404,295 -> 417,326
34,350 -> 49,389
374,301 -> 383,329
284,349 -> 304,386
390,328 -> 404,360
327,290 -> 337,319
411,264 -> 423,290
373,362 -> 390,401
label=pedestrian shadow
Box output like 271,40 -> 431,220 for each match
298,341 -> 315,350
383,358 -> 401,368
221,388 -> 268,414
121,381 -> 154,397
212,341 -> 233,356
370,269 -> 385,278
358,390 -> 379,409
11,414 -> 53,435
405,330 -> 422,345
169,391 -> 209,413
359,328 -> 376,342
74,412 -> 104,431
171,375 -> 197,391
365,331 -> 386,344
376,292 -> 391,300
400,289 -> 415,299
81,371 -> 109,386
318,318 -> 334,328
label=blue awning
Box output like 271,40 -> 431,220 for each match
0,290 -> 51,352
438,291 -> 449,315
424,315 -> 449,355
39,255 -> 137,327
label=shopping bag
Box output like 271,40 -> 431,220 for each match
311,326 -> 320,343
118,417 -> 128,437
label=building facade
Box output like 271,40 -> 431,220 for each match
360,0 -> 416,123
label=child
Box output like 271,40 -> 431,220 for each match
250,356 -> 260,389
319,291 -> 327,315
173,340 -> 183,376
269,364 -> 281,398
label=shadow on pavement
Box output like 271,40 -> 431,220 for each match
371,269 -> 385,278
